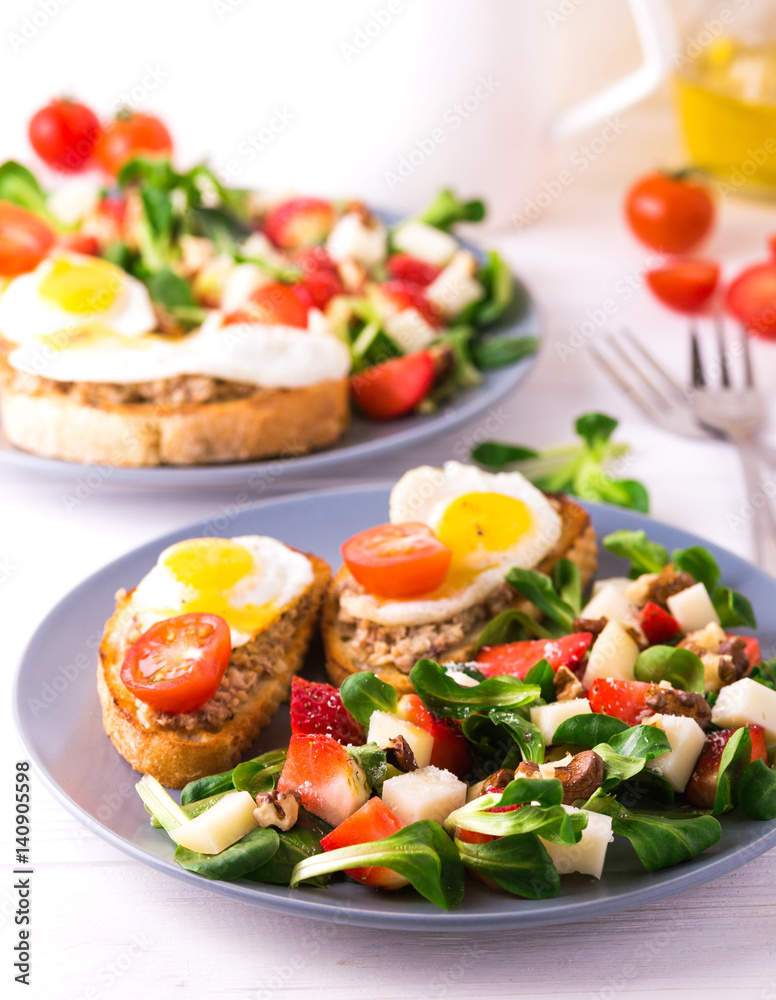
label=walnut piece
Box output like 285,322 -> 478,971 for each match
516,750 -> 605,805
554,666 -> 584,702
253,789 -> 301,832
645,686 -> 712,728
384,735 -> 418,772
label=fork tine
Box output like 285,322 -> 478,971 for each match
715,314 -> 730,387
620,328 -> 687,402
603,335 -> 675,413
690,326 -> 705,388
589,340 -> 666,420
741,325 -> 755,387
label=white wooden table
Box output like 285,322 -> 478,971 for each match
4,103 -> 776,999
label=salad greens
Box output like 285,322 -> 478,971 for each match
410,659 -> 540,718
472,412 -> 649,513
634,645 -> 705,693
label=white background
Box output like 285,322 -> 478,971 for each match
3,1 -> 776,998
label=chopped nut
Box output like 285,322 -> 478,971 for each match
718,637 -> 750,678
482,768 -> 515,793
384,735 -> 418,772
623,573 -> 659,606
645,685 -> 712,728
253,789 -> 301,832
516,750 -> 605,805
572,616 -> 607,639
679,621 -> 727,655
647,564 -> 695,608
554,665 -> 584,702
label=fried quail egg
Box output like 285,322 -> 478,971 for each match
129,536 -> 314,647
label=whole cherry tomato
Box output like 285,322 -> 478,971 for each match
625,171 -> 714,254
28,98 -> 100,173
94,111 -> 173,176
726,261 -> 776,338
0,201 -> 55,276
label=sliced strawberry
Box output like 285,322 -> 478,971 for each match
375,280 -> 442,328
225,281 -> 309,328
350,350 -> 436,421
586,677 -> 655,726
640,601 -> 681,645
386,253 -> 443,288
685,726 -> 768,808
398,694 -> 472,778
292,246 -> 344,310
289,677 -> 365,746
277,733 -> 370,827
264,197 -> 335,250
320,796 -> 407,889
476,634 -> 593,680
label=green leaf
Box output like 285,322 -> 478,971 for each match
489,708 -> 546,764
575,470 -> 650,514
232,748 -> 287,796
552,713 -> 628,747
523,659 -> 557,705
472,334 -> 538,370
471,251 -> 516,327
451,801 -> 585,843
612,812 -> 721,872
672,546 -> 720,594
712,587 -> 757,629
605,725 -> 672,760
634,645 -> 705,693
411,659 -> 540,719
500,777 -> 565,809
180,767 -> 236,806
290,820 -> 465,910
436,326 -> 483,391
455,833 -> 560,898
244,811 -> 332,887
339,672 -> 398,728
713,727 -> 752,815
748,656 -> 776,691
616,770 -> 675,808
504,568 -> 576,631
175,826 -> 279,880
0,160 -> 56,222
346,743 -> 387,788
575,413 -> 618,449
118,155 -> 179,190
551,558 -> 582,616
460,714 -> 511,773
417,188 -> 486,230
145,267 -> 196,310
602,529 -> 669,577
738,758 -> 776,820
471,441 -> 540,470
592,746 -> 649,789
474,609 -> 558,650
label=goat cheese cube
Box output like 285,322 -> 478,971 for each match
644,713 -> 706,792
384,307 -> 437,352
425,251 -> 484,318
530,699 -> 592,745
392,221 -> 458,266
381,766 -> 467,825
367,711 -> 433,768
667,583 -> 720,633
541,806 -> 613,879
712,678 -> 776,746
327,212 -> 387,268
583,620 -> 640,688
580,579 -> 638,627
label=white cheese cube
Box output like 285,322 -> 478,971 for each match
644,714 -> 706,792
169,791 -> 258,855
425,251 -> 484,319
582,620 -> 640,688
580,580 -> 638,627
392,221 -> 458,266
623,573 -> 659,606
327,213 -> 387,268
367,711 -> 433,768
667,583 -> 720,633
530,698 -> 592,745
712,677 -> 776,746
384,307 -> 437,352
381,766 -> 467,825
541,806 -> 613,879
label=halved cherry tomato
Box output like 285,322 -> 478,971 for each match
725,261 -> 776,339
350,350 -> 436,421
625,172 -> 714,254
646,259 -> 719,314
476,633 -> 593,680
120,613 -> 231,714
386,253 -> 442,288
94,111 -> 173,176
341,522 -> 452,599
28,98 -> 100,173
225,281 -> 309,328
0,201 -> 55,277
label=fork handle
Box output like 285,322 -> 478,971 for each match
730,434 -> 776,576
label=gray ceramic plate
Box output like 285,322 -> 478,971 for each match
14,486 -> 776,930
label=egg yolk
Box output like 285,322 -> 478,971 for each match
39,257 -> 124,314
162,538 -> 279,637
435,493 -> 532,570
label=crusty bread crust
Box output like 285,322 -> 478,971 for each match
322,496 -> 598,696
97,553 -> 330,788
0,378 -> 349,466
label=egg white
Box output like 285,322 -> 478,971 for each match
129,535 -> 314,647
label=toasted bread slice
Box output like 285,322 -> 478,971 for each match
97,553 -> 330,788
0,377 -> 349,466
322,495 -> 598,695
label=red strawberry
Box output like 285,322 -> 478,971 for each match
640,602 -> 681,644
386,253 -> 443,288
375,280 -> 442,328
289,677 -> 365,745
398,694 -> 472,778
685,726 -> 768,809
476,633 -> 593,680
264,197 -> 335,249
320,796 -> 408,889
277,733 -> 370,827
291,246 -> 344,310
224,281 -> 309,328
586,677 -> 655,726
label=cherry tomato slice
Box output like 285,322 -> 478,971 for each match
625,172 -> 714,254
646,259 -> 719,314
0,201 -> 55,277
725,262 -> 776,338
120,613 -> 231,714
350,351 -> 436,421
94,111 -> 173,176
28,98 -> 100,173
341,523 -> 452,599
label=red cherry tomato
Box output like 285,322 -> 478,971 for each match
350,350 -> 436,421
94,111 -> 173,176
225,281 -> 309,328
28,98 -> 100,173
646,259 -> 720,314
725,261 -> 776,338
625,172 -> 714,254
120,613 -> 231,715
341,522 -> 452,599
0,201 -> 55,276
